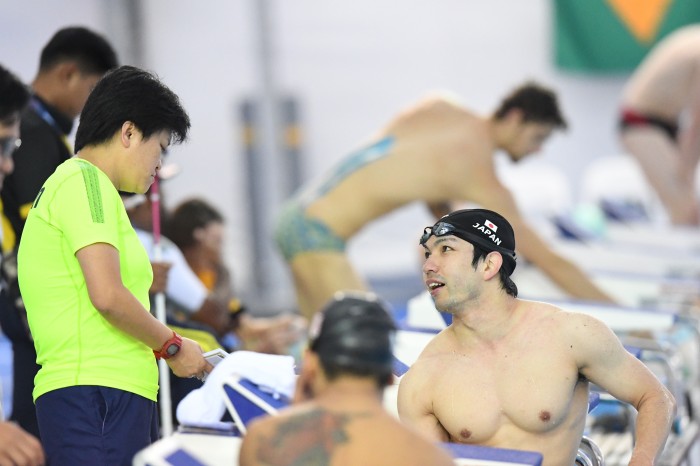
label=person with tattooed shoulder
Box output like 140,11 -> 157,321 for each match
238,291 -> 454,466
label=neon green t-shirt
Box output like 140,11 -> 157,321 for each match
18,158 -> 158,402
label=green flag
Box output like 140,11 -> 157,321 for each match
554,0 -> 700,73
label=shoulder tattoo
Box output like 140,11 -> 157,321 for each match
255,408 -> 372,465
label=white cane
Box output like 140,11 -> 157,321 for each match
150,176 -> 174,437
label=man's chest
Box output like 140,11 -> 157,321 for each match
430,351 -> 583,442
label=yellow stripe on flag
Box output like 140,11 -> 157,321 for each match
606,0 -> 673,44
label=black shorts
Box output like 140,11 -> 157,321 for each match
619,108 -> 679,141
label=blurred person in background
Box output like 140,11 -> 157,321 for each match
274,81 -> 614,319
239,291 -> 455,466
0,63 -> 44,466
0,26 -> 118,439
167,197 -> 306,355
619,24 -> 700,226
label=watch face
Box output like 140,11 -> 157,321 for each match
166,343 -> 180,356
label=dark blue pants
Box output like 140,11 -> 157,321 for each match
36,386 -> 159,466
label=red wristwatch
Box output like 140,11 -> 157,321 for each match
153,331 -> 182,360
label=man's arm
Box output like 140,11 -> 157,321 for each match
425,201 -> 454,221
397,365 -> 450,442
568,312 -> 676,465
469,179 -> 615,302
0,421 -> 44,466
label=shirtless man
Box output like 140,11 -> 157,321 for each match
398,208 -> 676,465
275,82 -> 614,318
239,292 -> 455,466
619,25 -> 700,225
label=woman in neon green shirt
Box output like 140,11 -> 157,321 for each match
18,66 -> 212,466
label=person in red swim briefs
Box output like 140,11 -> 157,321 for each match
619,25 -> 700,226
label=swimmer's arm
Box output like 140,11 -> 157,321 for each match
571,313 -> 676,465
397,367 -> 450,442
426,201 -> 454,220
468,181 -> 615,303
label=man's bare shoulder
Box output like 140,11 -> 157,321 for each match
243,403 -> 370,464
417,90 -> 466,108
519,299 -> 615,339
402,91 -> 480,122
402,329 -> 472,387
245,402 -> 325,438
246,401 -> 453,466
387,93 -> 489,150
386,420 -> 456,465
412,327 -> 458,360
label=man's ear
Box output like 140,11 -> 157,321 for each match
55,61 -> 79,84
505,108 -> 524,124
386,373 -> 395,386
292,348 -> 317,403
482,251 -> 503,280
193,226 -> 206,242
294,348 -> 321,403
302,350 -> 321,381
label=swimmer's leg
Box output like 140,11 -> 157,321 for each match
289,251 -> 369,319
621,128 -> 700,225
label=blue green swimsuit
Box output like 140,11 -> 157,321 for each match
274,137 -> 394,261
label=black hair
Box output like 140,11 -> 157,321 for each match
493,81 -> 567,129
74,66 -> 190,153
471,244 -> 518,297
39,26 -> 118,75
167,198 -> 224,250
0,65 -> 30,123
310,293 -> 396,389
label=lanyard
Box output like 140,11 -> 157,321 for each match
29,97 -> 73,153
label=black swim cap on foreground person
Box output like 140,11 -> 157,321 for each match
308,291 -> 396,379
420,208 -> 517,274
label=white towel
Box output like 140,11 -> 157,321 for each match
176,351 -> 296,426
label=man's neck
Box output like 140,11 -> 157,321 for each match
486,116 -> 510,152
450,293 -> 520,343
32,78 -> 72,120
316,378 -> 384,406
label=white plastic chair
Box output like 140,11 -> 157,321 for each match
497,159 -> 574,220
579,155 -> 666,225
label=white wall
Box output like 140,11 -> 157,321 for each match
0,0 -> 630,311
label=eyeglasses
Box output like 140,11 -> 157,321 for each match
0,137 -> 21,159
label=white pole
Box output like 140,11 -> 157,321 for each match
150,176 -> 173,437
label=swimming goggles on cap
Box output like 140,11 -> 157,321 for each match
419,221 -> 516,264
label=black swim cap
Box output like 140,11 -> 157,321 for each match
309,291 -> 396,378
420,208 -> 517,274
